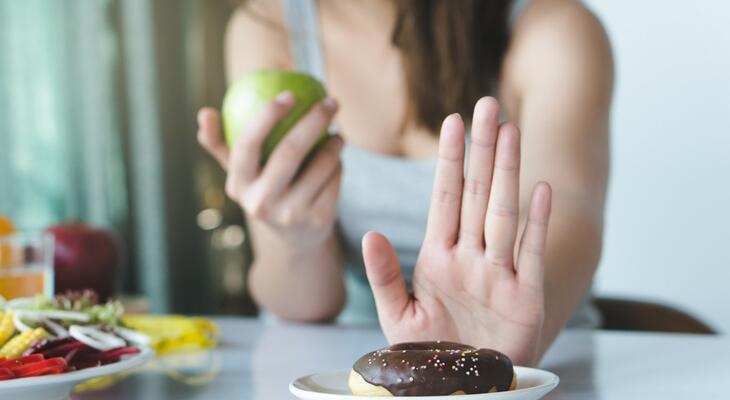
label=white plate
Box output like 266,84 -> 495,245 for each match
290,366 -> 558,400
0,346 -> 154,400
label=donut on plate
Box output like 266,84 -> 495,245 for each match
349,341 -> 516,396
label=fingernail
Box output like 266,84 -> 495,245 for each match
443,113 -> 463,131
196,109 -> 207,125
323,97 -> 338,111
275,91 -> 294,104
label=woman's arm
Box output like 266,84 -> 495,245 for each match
502,0 -> 614,356
207,2 -> 346,321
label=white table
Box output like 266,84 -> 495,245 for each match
74,317 -> 729,399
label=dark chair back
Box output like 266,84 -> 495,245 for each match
594,297 -> 716,334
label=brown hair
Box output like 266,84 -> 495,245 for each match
393,1 -> 513,132
240,0 -> 514,133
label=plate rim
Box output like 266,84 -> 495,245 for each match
289,366 -> 559,399
0,346 -> 154,389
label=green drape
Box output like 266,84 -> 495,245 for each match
0,0 -> 246,314
0,0 -> 127,230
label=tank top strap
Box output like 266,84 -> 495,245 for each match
510,0 -> 531,26
281,0 -> 327,82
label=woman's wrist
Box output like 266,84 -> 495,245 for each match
247,225 -> 344,321
248,216 -> 336,260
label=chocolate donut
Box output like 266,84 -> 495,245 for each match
349,342 -> 516,396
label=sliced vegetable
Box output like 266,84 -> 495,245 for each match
69,325 -> 125,351
0,367 -> 13,380
10,357 -> 67,378
33,291 -> 124,326
115,326 -> 151,347
5,297 -> 34,311
12,311 -> 33,333
80,346 -> 140,363
34,339 -> 91,359
26,336 -> 74,356
0,354 -> 44,368
0,311 -> 15,347
17,310 -> 90,323
41,318 -> 69,338
0,328 -> 47,359
0,291 -> 148,381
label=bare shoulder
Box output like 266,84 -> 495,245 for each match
224,0 -> 292,83
501,0 -> 614,105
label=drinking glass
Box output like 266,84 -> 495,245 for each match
0,232 -> 54,299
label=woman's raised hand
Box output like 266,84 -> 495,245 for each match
197,92 -> 343,251
362,97 -> 552,366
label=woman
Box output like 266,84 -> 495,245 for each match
197,0 -> 612,366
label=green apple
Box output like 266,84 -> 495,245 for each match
222,69 -> 329,163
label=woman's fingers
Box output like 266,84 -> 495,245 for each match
459,97 -> 500,248
424,114 -> 466,247
227,92 -> 296,194
517,182 -> 552,287
197,108 -> 229,170
259,98 -> 338,198
308,163 -> 343,228
284,135 -> 344,207
363,231 -> 410,326
484,123 -> 521,269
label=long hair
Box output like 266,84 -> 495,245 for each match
392,1 -> 512,132
239,0 -> 513,133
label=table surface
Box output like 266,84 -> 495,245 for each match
73,317 -> 730,399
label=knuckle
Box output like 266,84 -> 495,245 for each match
313,101 -> 334,118
224,179 -> 240,201
523,242 -> 545,256
276,137 -> 307,159
263,99 -> 290,119
488,203 -> 518,218
486,252 -> 514,269
494,162 -> 518,173
238,129 -> 263,151
434,189 -> 460,205
458,229 -> 484,247
463,178 -> 489,197
278,205 -> 302,226
243,194 -> 268,219
299,102 -> 333,129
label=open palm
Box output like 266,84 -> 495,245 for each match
362,97 -> 552,367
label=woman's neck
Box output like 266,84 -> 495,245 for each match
319,0 -> 395,33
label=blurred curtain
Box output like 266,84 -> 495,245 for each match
0,0 -> 128,231
0,0 -> 251,314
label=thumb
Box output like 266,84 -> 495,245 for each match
362,231 -> 409,326
197,107 -> 230,170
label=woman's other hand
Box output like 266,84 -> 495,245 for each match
362,97 -> 551,366
197,92 -> 343,252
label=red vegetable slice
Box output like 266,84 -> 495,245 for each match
18,365 -> 65,378
41,340 -> 94,359
11,357 -> 67,378
0,354 -> 44,369
0,368 -> 14,380
73,346 -> 140,366
68,360 -> 101,371
26,337 -> 75,356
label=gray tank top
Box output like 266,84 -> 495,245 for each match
281,0 -> 600,328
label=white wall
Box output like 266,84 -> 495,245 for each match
583,0 -> 730,332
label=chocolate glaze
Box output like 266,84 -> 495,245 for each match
352,341 -> 514,396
